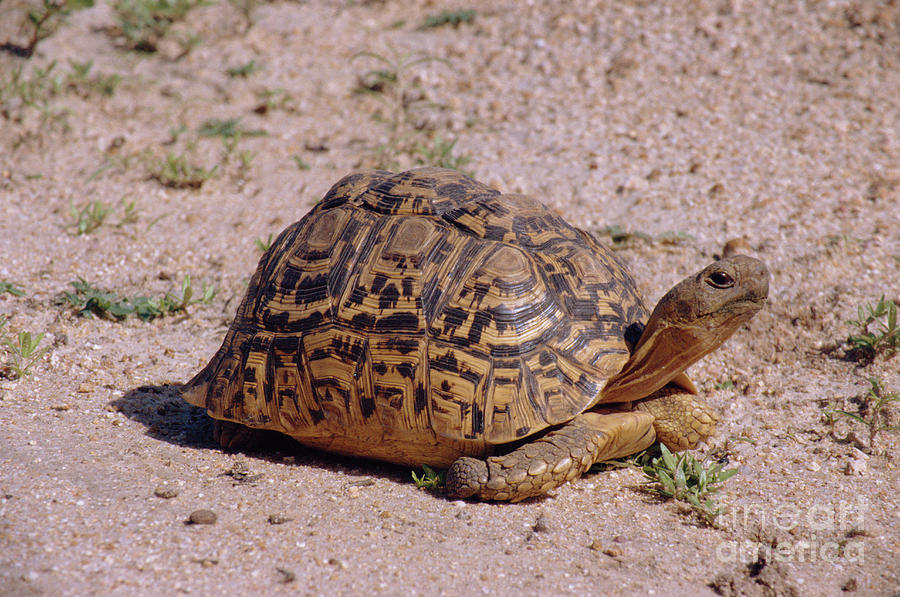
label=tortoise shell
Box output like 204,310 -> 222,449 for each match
183,168 -> 650,466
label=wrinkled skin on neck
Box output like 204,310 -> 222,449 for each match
600,255 -> 769,403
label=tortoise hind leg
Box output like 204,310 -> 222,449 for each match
213,419 -> 269,451
445,411 -> 656,502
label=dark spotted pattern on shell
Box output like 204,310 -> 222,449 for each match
183,168 -> 649,466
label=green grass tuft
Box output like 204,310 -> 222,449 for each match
412,136 -> 472,174
149,152 -> 217,189
68,198 -> 140,234
69,200 -> 111,235
0,316 -> 49,379
65,60 -> 121,97
3,0 -> 95,58
419,9 -> 476,30
291,154 -> 311,171
62,276 -> 216,322
0,282 -> 26,297
846,296 -> 899,362
197,118 -> 267,139
225,60 -> 257,78
254,233 -> 273,253
411,465 -> 445,491
111,0 -> 206,52
825,377 -> 900,450
640,445 -> 737,525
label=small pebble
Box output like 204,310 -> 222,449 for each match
226,462 -> 263,484
276,568 -> 296,584
603,545 -> 624,558
532,512 -> 551,533
327,557 -> 348,570
268,514 -> 292,525
846,431 -> 871,452
844,458 -> 867,476
188,509 -> 217,525
722,238 -> 753,257
154,486 -> 179,499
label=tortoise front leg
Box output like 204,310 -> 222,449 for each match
633,386 -> 718,451
445,411 -> 655,502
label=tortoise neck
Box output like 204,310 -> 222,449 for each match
601,318 -> 705,403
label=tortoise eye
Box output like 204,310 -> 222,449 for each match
707,271 -> 735,289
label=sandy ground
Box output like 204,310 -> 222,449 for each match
1,0 -> 899,595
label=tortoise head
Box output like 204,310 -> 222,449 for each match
601,255 -> 769,402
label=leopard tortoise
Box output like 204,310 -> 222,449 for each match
182,167 -> 769,501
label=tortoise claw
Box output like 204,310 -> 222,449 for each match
445,457 -> 488,499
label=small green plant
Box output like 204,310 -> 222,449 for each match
656,230 -> 695,245
63,279 -> 135,319
167,124 -> 188,144
150,151 -> 217,189
0,282 -> 25,297
118,198 -> 140,225
1,0 -> 94,58
225,60 -> 257,78
593,226 -> 694,250
69,200 -> 112,235
111,0 -> 206,52
172,30 -> 202,57
594,225 -> 652,249
352,49 -> 450,169
291,154 -> 311,171
353,64 -> 398,95
254,233 -> 273,253
846,296 -> 899,362
0,61 -> 61,113
641,444 -> 737,524
62,276 -> 216,321
411,465 -> 444,490
412,136 -> 472,173
593,448 -> 653,472
714,380 -> 735,391
66,59 -> 93,80
227,0 -> 260,31
828,377 -> 900,450
419,9 -> 476,30
236,148 -> 255,172
352,49 -> 446,98
205,122 -> 264,178
0,59 -> 118,136
0,317 -> 49,379
198,118 -> 267,139
65,60 -> 122,97
253,88 -> 298,115
68,198 -> 140,234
